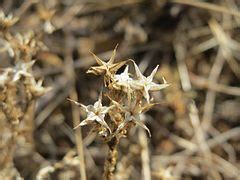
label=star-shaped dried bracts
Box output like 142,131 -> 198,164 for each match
68,94 -> 113,133
113,65 -> 133,92
114,65 -> 132,85
132,62 -> 169,103
0,11 -> 18,30
0,61 -> 50,98
12,61 -> 35,81
9,32 -> 46,59
87,46 -> 128,79
28,78 -> 51,97
109,97 -> 152,136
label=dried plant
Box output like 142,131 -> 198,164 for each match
69,47 -> 169,179
0,11 -> 50,179
1,0 -> 240,179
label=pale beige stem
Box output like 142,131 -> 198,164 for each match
104,137 -> 119,180
65,35 -> 87,180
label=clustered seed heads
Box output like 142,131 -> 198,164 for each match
0,11 -> 46,61
0,12 -> 50,125
0,61 -> 50,128
70,46 -> 169,140
3,31 -> 47,60
0,11 -> 50,178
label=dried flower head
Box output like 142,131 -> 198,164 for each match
10,32 -> 46,60
12,61 -> 35,81
0,11 -> 18,30
109,97 -> 152,136
131,62 -> 170,103
71,47 -> 169,137
28,78 -> 51,97
87,46 -> 128,85
68,93 -> 114,135
113,65 -> 133,91
70,46 -> 169,179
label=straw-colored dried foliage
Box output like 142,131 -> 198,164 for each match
0,0 -> 240,180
